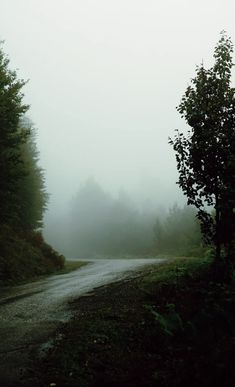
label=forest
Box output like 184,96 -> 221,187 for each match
1,33 -> 235,280
0,41 -> 202,284
46,178 -> 201,258
0,44 -> 64,283
1,18 -> 235,387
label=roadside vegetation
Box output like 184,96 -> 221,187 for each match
28,256 -> 235,387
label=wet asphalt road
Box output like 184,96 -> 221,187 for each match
0,258 -> 164,385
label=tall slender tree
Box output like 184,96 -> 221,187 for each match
18,118 -> 48,230
169,32 -> 235,271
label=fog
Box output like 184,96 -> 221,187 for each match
1,0 -> 235,255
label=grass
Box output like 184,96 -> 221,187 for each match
24,256 -> 235,387
56,260 -> 89,275
141,256 -> 211,295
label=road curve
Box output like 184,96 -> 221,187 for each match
0,258 -> 164,385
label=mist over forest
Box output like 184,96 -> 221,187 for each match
44,177 -> 201,258
1,1 -> 231,258
1,0 -> 234,263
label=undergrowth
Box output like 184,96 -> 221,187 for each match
0,225 -> 65,285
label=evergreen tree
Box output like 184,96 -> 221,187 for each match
0,42 -> 29,225
18,118 -> 48,230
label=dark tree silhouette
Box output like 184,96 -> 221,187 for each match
0,42 -> 29,225
18,118 -> 48,230
0,44 -> 48,231
169,32 -> 235,272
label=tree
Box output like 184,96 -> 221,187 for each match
0,42 -> 29,225
169,32 -> 235,271
17,118 -> 48,230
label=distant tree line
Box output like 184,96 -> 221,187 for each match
67,178 -> 155,257
153,204 -> 202,256
52,178 -> 202,258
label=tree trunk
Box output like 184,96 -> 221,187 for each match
210,202 -> 224,281
215,193 -> 221,260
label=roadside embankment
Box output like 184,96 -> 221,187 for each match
0,225 -> 65,285
28,256 -> 235,387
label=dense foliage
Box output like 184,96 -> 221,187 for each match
170,32 -> 235,271
0,42 -> 29,225
0,43 -> 47,230
0,43 -> 64,282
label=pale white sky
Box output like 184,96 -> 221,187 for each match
0,0 -> 235,215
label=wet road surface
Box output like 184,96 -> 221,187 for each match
0,258 -> 164,384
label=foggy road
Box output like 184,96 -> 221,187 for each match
0,258 -> 164,384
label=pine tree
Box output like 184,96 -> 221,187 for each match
0,42 -> 29,225
17,118 -> 48,230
